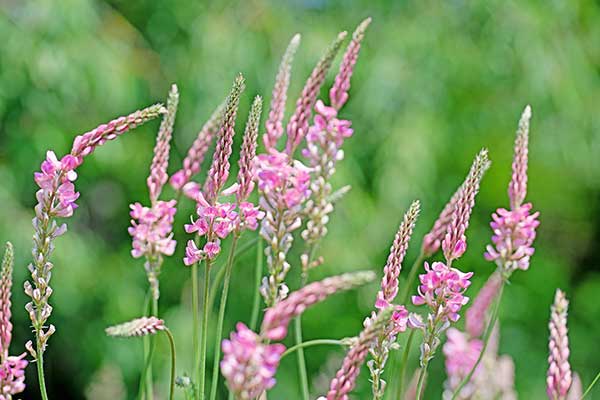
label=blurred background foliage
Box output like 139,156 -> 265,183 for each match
0,0 -> 599,398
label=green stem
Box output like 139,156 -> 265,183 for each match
164,329 -> 177,400
414,362 -> 428,400
208,237 -> 258,312
396,329 -> 416,399
139,328 -> 157,400
199,259 -> 212,400
250,237 -> 263,331
145,297 -> 158,400
400,252 -> 425,305
209,235 -> 240,400
36,343 -> 49,400
281,339 -> 344,359
580,371 -> 600,400
192,263 -> 200,400
450,282 -> 505,400
294,315 -> 310,400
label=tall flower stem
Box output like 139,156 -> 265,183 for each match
198,259 -> 213,400
415,362 -> 428,400
36,345 -> 49,400
450,282 -> 505,400
145,297 -> 159,400
395,328 -> 416,399
164,329 -> 177,400
192,262 -> 200,399
294,311 -> 310,400
209,235 -> 240,400
250,237 -> 263,330
281,339 -> 344,359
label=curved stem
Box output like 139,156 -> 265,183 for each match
199,259 -> 212,400
36,344 -> 49,400
281,339 -> 345,359
209,235 -> 240,400
580,371 -> 600,400
164,329 -> 177,400
396,329 -> 416,399
450,282 -> 505,400
192,263 -> 200,400
249,237 -> 263,331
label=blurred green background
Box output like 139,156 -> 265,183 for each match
1,0 -> 599,399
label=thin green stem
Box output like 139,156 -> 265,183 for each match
145,297 -> 159,400
580,371 -> 600,399
199,259 -> 212,400
400,252 -> 425,305
209,235 -> 240,400
139,290 -> 152,400
396,329 -> 416,399
138,329 -> 157,400
294,315 -> 310,400
250,237 -> 263,331
208,237 -> 258,312
450,282 -> 505,400
164,329 -> 177,400
192,263 -> 200,400
281,339 -> 344,359
415,362 -> 428,400
36,344 -> 49,400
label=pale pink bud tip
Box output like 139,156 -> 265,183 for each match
1,242 -> 15,359
547,289 -> 572,400
237,95 -> 263,203
508,104 -> 532,210
105,316 -> 166,338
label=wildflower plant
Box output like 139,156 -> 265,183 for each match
9,17 -> 598,400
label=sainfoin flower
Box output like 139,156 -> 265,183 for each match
1,243 -> 28,399
412,262 -> 473,324
27,103 -> 164,357
220,323 -> 285,400
485,106 -> 539,273
547,289 -> 572,400
325,307 -> 394,400
105,316 -> 165,338
465,272 -> 503,338
300,19 -> 371,265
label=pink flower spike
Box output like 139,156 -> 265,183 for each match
508,105 -> 532,210
285,31 -> 347,156
183,240 -> 203,266
264,34 -> 301,151
147,84 -> 179,203
330,17 -> 371,110
236,96 -> 263,203
204,241 -> 221,259
465,272 -> 502,338
442,149 -> 490,264
547,289 -> 572,400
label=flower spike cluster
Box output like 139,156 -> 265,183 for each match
485,106 -> 539,273
465,272 -> 502,338
422,186 -> 462,257
325,307 -> 394,400
148,84 -> 179,203
264,34 -> 301,150
222,271 -> 374,399
27,103 -> 163,358
547,289 -> 572,400
170,101 -> 225,191
285,31 -> 348,156
1,243 -> 28,399
236,96 -> 263,204
300,19 -> 371,270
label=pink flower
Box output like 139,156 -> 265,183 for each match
239,202 -> 265,231
465,272 -> 502,338
204,241 -> 221,259
256,150 -> 311,209
183,240 -> 203,266
0,353 -> 27,398
128,200 -> 177,259
236,96 -> 262,203
220,323 -> 285,400
412,262 -> 473,323
443,328 -> 483,378
484,203 -> 539,272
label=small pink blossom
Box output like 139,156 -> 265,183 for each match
220,323 -> 285,400
128,200 -> 177,259
183,240 -> 203,266
204,241 -> 221,259
443,328 -> 483,378
412,262 -> 473,323
0,353 -> 27,398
